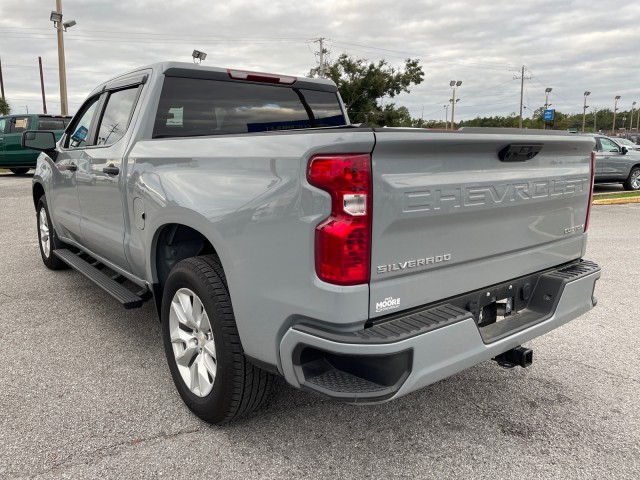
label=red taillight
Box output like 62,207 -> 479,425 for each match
307,154 -> 372,285
585,150 -> 596,232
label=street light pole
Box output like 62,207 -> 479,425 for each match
612,95 -> 621,134
543,87 -> 552,130
593,108 -> 597,131
444,104 -> 449,130
51,1 -> 75,116
449,80 -> 462,130
582,91 -> 590,132
630,101 -> 637,133
54,0 -> 68,116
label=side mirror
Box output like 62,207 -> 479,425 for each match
21,130 -> 56,151
621,146 -> 628,155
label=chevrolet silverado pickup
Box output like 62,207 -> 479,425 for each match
24,62 -> 600,424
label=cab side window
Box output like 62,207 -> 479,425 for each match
95,87 -> 139,147
600,138 -> 620,153
66,96 -> 100,149
8,116 -> 30,134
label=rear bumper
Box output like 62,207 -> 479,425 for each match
279,260 -> 600,403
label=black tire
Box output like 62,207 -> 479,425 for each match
10,168 -> 30,175
36,196 -> 68,270
161,255 -> 273,424
623,167 -> 640,191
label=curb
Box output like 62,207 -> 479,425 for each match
593,196 -> 640,205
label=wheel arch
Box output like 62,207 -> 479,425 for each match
32,182 -> 45,211
150,222 -> 220,317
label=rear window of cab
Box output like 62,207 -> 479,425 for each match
153,77 -> 346,138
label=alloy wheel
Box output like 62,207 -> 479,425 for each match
169,288 -> 217,397
39,207 -> 50,258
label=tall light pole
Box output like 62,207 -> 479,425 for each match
593,108 -> 598,131
449,80 -> 462,130
449,97 -> 460,130
443,104 -> 449,130
50,1 -> 76,116
612,95 -> 621,134
630,101 -> 637,133
581,91 -> 590,132
542,87 -> 552,130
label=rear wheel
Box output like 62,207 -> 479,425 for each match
623,167 -> 640,191
10,168 -> 30,175
36,196 -> 67,270
161,255 -> 273,424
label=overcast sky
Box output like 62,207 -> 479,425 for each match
1,0 -> 639,124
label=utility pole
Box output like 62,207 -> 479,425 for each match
0,57 -> 5,100
39,57 -> 47,114
630,101 -> 636,133
515,65 -> 531,129
444,104 -> 449,130
313,37 -> 328,77
593,108 -> 597,131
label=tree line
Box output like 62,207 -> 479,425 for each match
325,54 -> 635,132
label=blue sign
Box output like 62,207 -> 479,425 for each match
543,109 -> 555,121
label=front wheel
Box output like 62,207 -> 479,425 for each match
623,167 -> 640,191
161,255 -> 273,424
10,168 -> 30,175
36,196 -> 68,270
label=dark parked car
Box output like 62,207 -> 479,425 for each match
0,114 -> 71,174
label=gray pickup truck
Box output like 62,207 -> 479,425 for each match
24,62 -> 600,424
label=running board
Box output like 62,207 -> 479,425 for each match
53,249 -> 147,309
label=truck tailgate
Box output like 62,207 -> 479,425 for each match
369,129 -> 595,318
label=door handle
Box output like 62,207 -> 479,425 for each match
103,165 -> 119,175
67,163 -> 78,172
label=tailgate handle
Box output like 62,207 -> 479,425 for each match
498,143 -> 542,162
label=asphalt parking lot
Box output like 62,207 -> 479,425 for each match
1,172 -> 638,479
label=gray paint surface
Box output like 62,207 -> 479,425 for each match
34,61 -> 598,380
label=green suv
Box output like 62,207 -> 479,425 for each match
0,114 -> 71,174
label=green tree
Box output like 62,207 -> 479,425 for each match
0,98 -> 10,115
326,54 -> 424,126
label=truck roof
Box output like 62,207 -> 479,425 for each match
89,61 -> 337,97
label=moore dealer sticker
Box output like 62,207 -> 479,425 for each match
376,296 -> 401,313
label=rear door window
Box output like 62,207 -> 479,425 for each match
95,87 -> 139,147
153,77 -> 346,138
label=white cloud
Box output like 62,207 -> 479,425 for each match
0,0 -> 638,121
